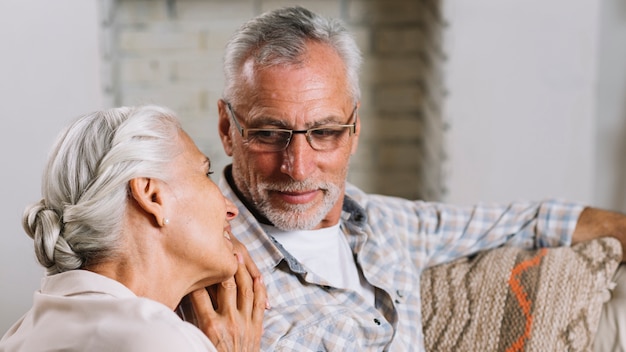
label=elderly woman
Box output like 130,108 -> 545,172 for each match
0,105 -> 266,351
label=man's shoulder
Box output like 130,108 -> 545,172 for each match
344,182 -> 416,208
344,182 -> 409,221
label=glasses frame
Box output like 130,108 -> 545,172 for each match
226,102 -> 358,152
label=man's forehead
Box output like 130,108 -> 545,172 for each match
244,104 -> 350,128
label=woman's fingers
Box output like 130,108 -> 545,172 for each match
230,233 -> 271,311
250,275 -> 267,349
189,287 -> 238,350
189,253 -> 266,351
233,253 -> 254,315
230,235 -> 262,281
188,287 -> 216,326
252,275 -> 268,324
231,255 -> 266,351
214,276 -> 238,314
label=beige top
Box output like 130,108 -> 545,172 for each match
0,270 -> 216,352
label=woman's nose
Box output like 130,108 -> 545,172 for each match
224,197 -> 238,220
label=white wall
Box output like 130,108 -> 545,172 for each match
0,0 -> 103,334
444,0 -> 599,206
595,0 -> 626,212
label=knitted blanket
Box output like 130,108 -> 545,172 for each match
421,237 -> 621,352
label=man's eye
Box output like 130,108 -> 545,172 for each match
248,130 -> 289,142
254,130 -> 281,137
311,127 -> 345,138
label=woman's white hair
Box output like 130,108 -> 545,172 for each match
23,105 -> 182,275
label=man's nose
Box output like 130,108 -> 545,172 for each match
280,133 -> 315,181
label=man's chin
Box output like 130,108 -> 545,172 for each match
263,208 -> 322,231
271,221 -> 319,232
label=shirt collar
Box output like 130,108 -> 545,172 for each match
41,270 -> 136,299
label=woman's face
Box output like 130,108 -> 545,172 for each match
163,131 -> 239,288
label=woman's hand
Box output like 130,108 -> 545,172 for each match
228,233 -> 264,285
189,253 -> 268,351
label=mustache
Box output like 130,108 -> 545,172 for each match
263,180 -> 331,193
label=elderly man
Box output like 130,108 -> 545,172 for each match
215,6 -> 626,351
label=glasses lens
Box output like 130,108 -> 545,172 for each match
246,129 -> 291,151
308,126 -> 352,150
242,125 -> 353,152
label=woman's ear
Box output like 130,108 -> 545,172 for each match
217,99 -> 234,156
129,178 -> 167,227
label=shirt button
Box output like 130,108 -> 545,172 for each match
374,318 -> 381,325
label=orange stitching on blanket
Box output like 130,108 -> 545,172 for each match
506,248 -> 547,352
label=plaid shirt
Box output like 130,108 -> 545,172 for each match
219,175 -> 583,351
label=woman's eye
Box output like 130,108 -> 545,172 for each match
206,170 -> 214,178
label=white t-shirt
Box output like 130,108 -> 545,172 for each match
262,223 -> 376,304
0,270 -> 216,352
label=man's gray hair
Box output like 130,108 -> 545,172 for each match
23,105 -> 181,275
223,6 -> 362,103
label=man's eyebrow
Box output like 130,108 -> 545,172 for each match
247,115 -> 346,129
246,116 -> 290,128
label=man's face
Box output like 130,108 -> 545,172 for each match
218,42 -> 360,230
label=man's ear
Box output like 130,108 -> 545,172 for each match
217,99 -> 234,156
129,177 -> 166,227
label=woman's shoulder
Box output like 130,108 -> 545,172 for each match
0,295 -> 216,352
87,297 -> 217,351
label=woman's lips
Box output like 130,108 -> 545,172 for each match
223,230 -> 234,251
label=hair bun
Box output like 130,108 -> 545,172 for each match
22,199 -> 63,268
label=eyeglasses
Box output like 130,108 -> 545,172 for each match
226,102 -> 357,152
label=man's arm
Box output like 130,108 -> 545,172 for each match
572,207 -> 626,261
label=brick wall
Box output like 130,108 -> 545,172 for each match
100,0 -> 447,200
